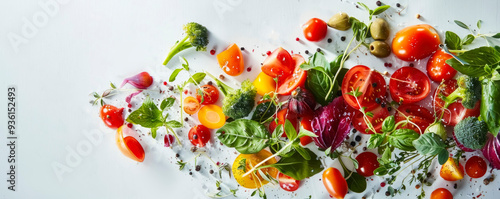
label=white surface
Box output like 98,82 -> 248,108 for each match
1,0 -> 500,198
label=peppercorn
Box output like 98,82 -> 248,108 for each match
305,50 -> 309,54
327,38 -> 332,43
355,135 -> 362,142
376,1 -> 382,6
341,36 -> 346,41
195,165 -> 201,171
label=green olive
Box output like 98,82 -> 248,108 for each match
370,18 -> 390,40
327,12 -> 351,31
369,41 -> 391,58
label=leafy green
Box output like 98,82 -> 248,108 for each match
462,34 -> 475,46
266,148 -> 322,181
185,72 -> 206,86
126,97 -> 164,128
412,133 -> 447,156
346,172 -> 367,193
445,31 -> 462,50
454,20 -> 469,30
216,119 -> 269,154
251,101 -> 276,123
480,79 -> 500,136
446,46 -> 500,77
306,68 -> 334,105
169,68 -> 184,82
381,116 -> 395,133
160,97 -> 175,110
387,129 -> 419,151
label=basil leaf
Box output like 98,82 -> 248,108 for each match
412,133 -> 447,155
388,129 -> 419,151
294,144 -> 311,160
284,119 -> 298,141
372,5 -> 390,16
306,69 -> 334,105
445,31 -> 462,50
492,33 -> 500,38
346,172 -> 367,193
373,166 -> 388,176
268,148 -> 323,181
381,147 -> 392,164
381,115 -> 395,133
477,20 -> 482,29
126,97 -> 164,128
480,79 -> 500,136
151,127 -> 158,139
462,34 -> 475,46
454,20 -> 469,30
169,68 -> 184,82
367,133 -> 385,149
216,119 -> 270,154
445,46 -> 500,77
438,149 -> 449,165
312,52 -> 329,69
165,120 -> 182,128
297,127 -> 317,138
185,72 -> 206,85
160,97 -> 175,110
251,101 -> 276,123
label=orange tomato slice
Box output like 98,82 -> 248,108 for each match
183,96 -> 200,115
198,105 -> 226,129
116,125 -> 145,162
217,43 -> 244,76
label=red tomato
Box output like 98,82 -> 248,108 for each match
430,188 -> 453,199
440,157 -> 464,181
278,172 -> 300,192
100,104 -> 124,129
116,126 -> 145,162
392,24 -> 441,61
427,50 -> 458,82
322,167 -> 348,199
300,115 -> 314,145
196,84 -> 220,105
269,108 -> 298,138
389,67 -> 431,104
465,156 -> 487,178
341,65 -> 387,111
217,43 -> 244,76
433,79 -> 480,126
277,54 -> 307,95
353,105 -> 390,134
188,125 -> 211,147
261,47 -> 295,82
395,104 -> 434,134
302,18 -> 328,42
355,152 -> 380,177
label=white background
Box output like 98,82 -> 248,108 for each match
1,0 -> 500,198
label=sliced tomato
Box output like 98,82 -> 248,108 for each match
183,96 -> 200,115
261,47 -> 295,82
217,43 -> 244,76
277,54 -> 307,95
440,157 -> 464,181
353,105 -> 390,134
269,108 -> 298,138
196,84 -> 219,105
433,79 -> 480,126
300,115 -> 314,145
341,65 -> 387,111
427,50 -> 458,83
389,67 -> 431,104
116,125 -> 145,162
395,104 -> 434,134
278,172 -> 300,192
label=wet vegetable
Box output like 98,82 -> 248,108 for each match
288,87 -> 316,117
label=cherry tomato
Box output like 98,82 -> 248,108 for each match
188,125 -> 211,147
392,24 -> 440,61
269,108 -> 298,138
433,79 -> 480,126
389,67 -> 431,104
232,149 -> 278,189
341,65 -> 387,111
465,156 -> 487,178
302,18 -> 328,42
278,172 -> 300,192
395,104 -> 434,134
277,54 -> 307,95
253,72 -> 277,97
183,96 -> 200,115
353,105 -> 390,134
430,188 -> 453,199
322,167 -> 348,199
300,115 -> 314,146
196,84 -> 219,105
116,125 -> 145,162
440,157 -> 464,181
198,105 -> 226,129
99,104 -> 124,129
427,50 -> 458,83
355,152 -> 380,177
217,43 -> 244,76
261,47 -> 295,82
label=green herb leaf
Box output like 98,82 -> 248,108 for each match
477,20 -> 482,29
297,127 -> 318,138
169,68 -> 184,82
445,46 -> 500,77
161,97 -> 175,110
438,149 -> 449,165
216,119 -> 270,154
306,68 -> 335,105
151,127 -> 158,138
412,133 -> 447,156
294,144 -> 311,160
454,20 -> 469,30
185,72 -> 206,86
367,133 -> 385,149
445,31 -> 462,50
165,120 -> 182,128
110,82 -> 117,89
180,56 -> 190,71
372,5 -> 390,15
492,33 -> 500,38
357,2 -> 370,11
267,148 -> 323,181
388,129 -> 419,151
346,172 -> 367,193
381,146 -> 392,164
462,34 -> 475,46
126,97 -> 164,128
251,101 -> 276,123
237,158 -> 247,172
365,111 -> 374,118
480,78 -> 500,136
346,87 -> 362,97
284,120 -> 298,141
381,116 -> 395,133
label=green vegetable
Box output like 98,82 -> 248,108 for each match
412,133 -> 448,163
216,119 -> 269,154
163,22 -> 209,66
251,101 -> 276,123
381,115 -> 395,133
425,122 -> 447,141
454,117 -> 488,149
221,80 -> 256,119
346,172 -> 367,193
440,75 -> 481,109
262,148 -> 322,181
480,79 -> 500,136
445,46 -> 500,77
387,129 -> 419,151
305,69 -> 334,105
445,31 -> 462,50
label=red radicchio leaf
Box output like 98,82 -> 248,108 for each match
121,72 -> 153,89
311,97 -> 356,150
125,90 -> 142,104
482,133 -> 500,169
164,134 -> 175,147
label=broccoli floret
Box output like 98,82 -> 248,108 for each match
441,75 -> 481,109
163,22 -> 209,66
222,80 -> 257,119
454,117 -> 488,150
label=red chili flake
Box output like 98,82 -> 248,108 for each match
127,123 -> 133,128
295,37 -> 300,41
163,81 -> 167,86
216,162 -> 220,166
210,49 -> 216,55
380,182 -> 386,187
291,50 -> 294,54
247,67 -> 252,72
128,104 -> 132,108
266,51 -> 271,56
184,90 -> 188,94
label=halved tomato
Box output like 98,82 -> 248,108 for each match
427,50 -> 458,83
395,104 -> 434,134
116,125 -> 145,162
278,172 -> 300,192
341,65 -> 387,111
389,67 -> 431,104
433,79 -> 480,126
277,54 -> 307,95
353,105 -> 390,134
261,47 -> 295,82
300,115 -> 314,145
